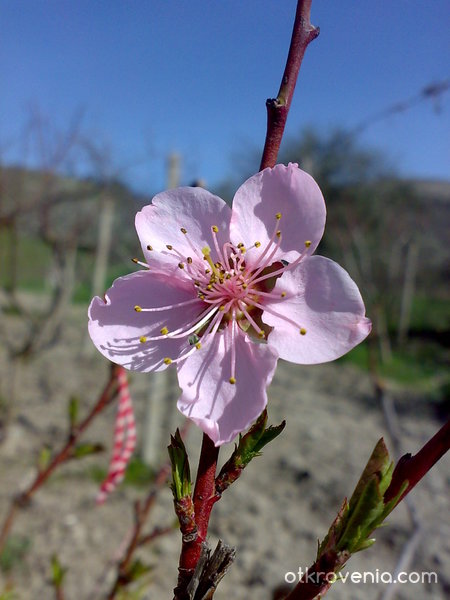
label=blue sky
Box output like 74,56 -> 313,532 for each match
1,0 -> 449,193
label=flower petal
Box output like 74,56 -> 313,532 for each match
263,256 -> 371,364
230,163 -> 326,267
135,187 -> 232,275
88,270 -> 204,372
177,327 -> 278,446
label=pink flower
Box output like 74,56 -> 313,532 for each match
89,163 -> 371,446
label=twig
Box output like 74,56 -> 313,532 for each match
106,420 -> 191,599
174,433 -> 220,600
0,363 -> 121,554
283,421 -> 450,600
259,0 -> 319,170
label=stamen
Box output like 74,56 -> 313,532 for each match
300,328 -> 307,335
133,297 -> 201,313
163,357 -> 172,365
166,244 -> 173,250
202,247 -> 220,277
212,225 -> 219,233
276,212 -> 282,220
160,327 -> 169,335
180,227 -> 187,234
254,241 -> 261,248
305,240 -> 311,248
178,263 -> 185,269
147,245 -> 153,251
131,258 -> 149,269
139,336 -> 147,343
229,377 -> 236,385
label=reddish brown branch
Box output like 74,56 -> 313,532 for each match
259,0 -> 319,171
174,433 -> 220,599
384,418 -> 450,504
107,420 -> 191,599
0,363 -> 121,554
284,421 -> 450,600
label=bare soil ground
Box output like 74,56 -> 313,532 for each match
0,298 -> 448,600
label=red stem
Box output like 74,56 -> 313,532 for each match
0,363 -> 120,554
284,419 -> 450,600
174,433 -> 220,598
384,418 -> 450,504
259,0 -> 319,171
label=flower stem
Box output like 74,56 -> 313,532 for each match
174,433 -> 220,599
260,0 -> 319,171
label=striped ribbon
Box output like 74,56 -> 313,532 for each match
96,367 -> 137,504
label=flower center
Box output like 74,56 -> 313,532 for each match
133,213 -> 311,383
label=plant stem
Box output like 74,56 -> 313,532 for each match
174,433 -> 220,599
259,0 -> 319,171
0,363 -> 120,554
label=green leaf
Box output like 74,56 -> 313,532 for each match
71,442 -> 104,459
50,554 -> 67,587
37,445 -> 52,472
168,429 -> 191,500
68,396 -> 79,430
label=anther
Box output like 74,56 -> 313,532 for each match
160,327 -> 169,335
304,240 -> 311,248
187,257 -> 193,264
258,330 -> 265,338
229,377 -> 236,385
166,244 -> 173,250
254,241 -> 261,248
237,242 -> 244,249
163,357 -> 172,365
147,245 -> 153,251
276,212 -> 282,220
219,305 -> 225,311
132,257 -> 138,263
242,283 -> 248,289
178,263 -> 185,269
134,305 -> 142,312
276,231 -> 281,238
212,225 -> 219,233
281,292 -> 286,298
139,336 -> 147,343
300,328 -> 307,335
207,284 -> 213,290
180,227 -> 187,234
195,342 -> 202,350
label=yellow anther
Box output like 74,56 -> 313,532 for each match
237,242 -> 244,248
160,327 -> 169,335
139,336 -> 147,343
178,262 -> 185,269
219,305 -> 225,311
147,245 -> 153,251
254,241 -> 261,248
187,257 -> 193,264
166,244 -> 173,250
134,305 -> 142,312
212,225 -> 219,233
194,281 -> 200,286
214,262 -> 221,268
242,283 -> 248,289
276,230 -> 281,238
281,291 -> 287,298
180,227 -> 187,234
199,294 -> 205,300
276,212 -> 282,220
207,284 -> 213,290
132,257 -> 138,263
240,247 -> 246,254
304,240 -> 311,248
195,342 -> 202,350
163,357 -> 172,365
258,330 -> 265,338
300,328 -> 307,335
229,377 -> 236,385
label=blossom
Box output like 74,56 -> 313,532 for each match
89,163 -> 371,446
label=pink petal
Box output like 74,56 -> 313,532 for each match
88,270 -> 204,372
176,326 -> 278,446
230,163 -> 326,267
263,256 -> 371,364
135,187 -> 232,274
